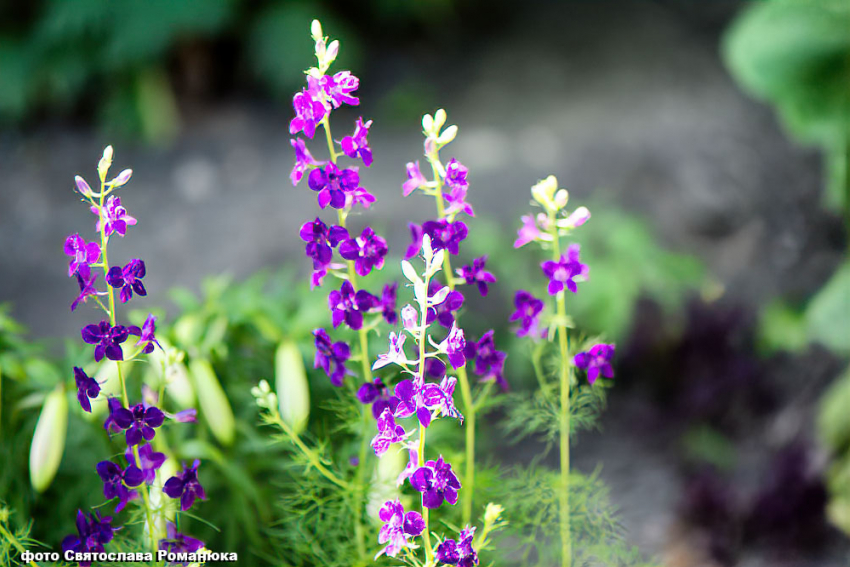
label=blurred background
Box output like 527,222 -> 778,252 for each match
0,0 -> 848,566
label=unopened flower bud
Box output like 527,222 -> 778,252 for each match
110,168 -> 132,187
75,175 -> 92,197
98,146 -> 114,181
311,20 -> 323,42
326,40 -> 339,63
484,502 -> 504,525
275,340 -> 310,435
561,206 -> 591,229
436,125 -> 458,145
554,189 -> 569,209
531,175 -> 559,210
190,358 -> 235,446
422,113 -> 434,135
29,384 -> 68,492
401,304 -> 418,332
434,109 -> 447,131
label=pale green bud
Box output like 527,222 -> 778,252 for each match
110,169 -> 133,187
190,358 -> 235,446
531,175 -> 560,211
436,124 -> 458,145
311,20 -> 324,42
422,113 -> 434,135
433,109 -> 447,131
275,341 -> 310,435
29,385 -> 68,492
483,502 -> 504,525
98,146 -> 114,182
367,448 -> 404,518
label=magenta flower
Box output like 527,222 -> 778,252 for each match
510,290 -> 545,338
371,407 -> 408,457
328,281 -> 379,330
393,376 -> 434,427
345,184 -> 376,209
313,328 -> 351,386
163,459 -> 206,511
290,78 -> 327,138
443,158 -> 474,217
464,330 -> 508,390
375,499 -> 425,559
439,323 -> 467,369
373,332 -> 409,370
128,314 -> 161,354
96,460 -> 143,512
379,282 -> 398,325
91,195 -> 136,237
159,522 -> 205,556
357,378 -> 400,419
74,367 -> 100,413
426,283 -> 464,328
308,162 -> 361,209
81,320 -> 129,362
339,226 -> 388,276
125,443 -> 166,485
422,376 -> 463,423
341,117 -> 373,166
403,161 -> 427,196
290,138 -> 321,186
423,219 -> 468,256
300,217 -> 348,268
574,343 -> 616,385
62,510 -> 116,564
106,258 -> 146,303
322,71 -> 360,108
411,455 -> 461,509
458,256 -> 496,296
436,527 -> 479,567
71,265 -> 103,312
514,214 -> 541,248
541,244 -> 588,295
64,234 -> 101,277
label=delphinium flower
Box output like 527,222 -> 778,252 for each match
426,282 -> 464,328
128,313 -> 161,354
541,243 -> 588,295
91,195 -> 136,237
371,408 -> 409,457
574,343 -> 616,385
357,378 -> 400,419
341,117 -> 373,166
64,234 -> 101,277
379,282 -> 399,325
291,138 -> 322,186
106,258 -> 147,303
108,401 -> 165,446
328,281 -> 379,330
457,256 -> 496,296
443,158 -> 474,217
300,217 -> 348,268
163,460 -> 206,511
373,332 -> 412,370
375,499 -> 425,559
464,331 -> 508,391
339,226 -> 388,276
81,320 -> 129,362
411,455 -> 461,509
125,443 -> 166,484
509,290 -> 545,338
62,510 -> 116,565
435,527 -> 479,567
313,328 -> 351,386
403,161 -> 427,196
96,460 -> 143,512
290,77 -> 327,139
70,265 -> 104,312
159,522 -> 205,556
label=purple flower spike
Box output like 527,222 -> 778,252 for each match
341,117 -> 373,166
510,290 -> 545,338
403,161 -> 427,196
91,195 -> 136,237
81,320 -> 129,362
128,314 -> 161,354
371,407 -> 408,457
71,265 -> 103,312
328,281 -> 378,330
393,377 -> 432,427
443,158 -> 474,217
308,162 -> 361,209
290,79 -> 327,139
458,256 -> 496,296
106,258 -> 146,303
62,510 -> 116,565
163,459 -> 206,511
159,522 -> 205,556
313,329 -> 351,386
96,460 -> 142,513
291,137 -> 321,186
541,244 -> 588,295
339,227 -> 388,277
64,234 -> 101,277
574,343 -> 616,385
436,527 -> 479,567
322,71 -> 360,108
125,443 -> 166,485
464,330 -> 508,391
376,499 -> 425,559
411,455 -> 461,509
108,402 -> 165,446
300,217 -> 349,269
74,367 -> 100,413
514,214 -> 541,248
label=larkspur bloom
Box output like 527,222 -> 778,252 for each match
73,366 -> 100,413
321,70 -> 360,108
422,376 -> 463,423
423,219 -> 468,256
425,357 -> 447,379
159,522 -> 205,556
108,402 -> 165,446
401,304 -> 418,332
379,282 -> 399,325
427,284 -> 464,329
291,137 -> 321,186
62,511 -> 116,565
163,459 -> 206,511
373,332 -> 410,370
339,226 -> 388,277
410,455 -> 461,509
540,243 -> 588,295
371,407 -> 408,457
509,290 -> 545,338
563,206 -> 591,229
308,162 -> 366,209
290,77 -> 327,139
328,281 -> 378,330
96,460 -> 143,512
128,314 -> 161,354
402,161 -> 427,196
345,184 -> 376,209
443,158 -> 474,217
574,343 -> 616,385
70,265 -> 102,312
64,234 -> 101,277
435,527 -> 479,567
299,217 -> 349,268
439,322 -> 467,369
357,378 -> 400,419
458,256 -> 496,296
106,258 -> 147,303
92,195 -> 137,237
125,443 -> 166,485
375,499 -> 425,559
341,117 -> 373,166
514,214 -> 541,248
103,398 -> 125,434
81,320 -> 129,362
393,376 -> 433,427
313,328 -> 351,386
464,330 -> 508,390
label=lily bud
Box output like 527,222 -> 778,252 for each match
275,340 -> 310,435
190,358 -> 235,446
30,384 -> 68,492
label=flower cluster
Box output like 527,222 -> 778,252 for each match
61,146 -> 205,558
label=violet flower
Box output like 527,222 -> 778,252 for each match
341,117 -> 373,166
321,71 -> 360,108
458,256 -> 496,296
96,461 -> 143,512
422,376 -> 463,423
108,402 -> 165,446
510,290 -> 545,338
427,284 -> 464,328
410,455 -> 461,509
574,343 -> 616,385
371,407 -> 408,457
128,313 -> 161,354
74,366 -> 100,413
291,137 -> 321,186
313,328 -> 351,386
125,443 -> 166,485
541,244 -> 588,295
443,158 -> 474,217
373,332 -> 410,370
403,161 -> 427,196
404,223 -> 425,260
64,234 -> 101,277
300,217 -> 348,269
439,323 -> 466,369
397,448 -> 419,487
514,214 -> 541,248
375,499 -> 425,559
159,522 -> 205,556
103,398 -> 125,434
393,376 -> 433,427
106,258 -> 146,303
436,527 -> 479,567
62,511 -> 116,566
379,282 -> 398,325
290,78 -> 327,139
425,357 -> 447,379
423,219 -> 468,256
163,459 -> 206,511
308,162 -> 362,209
92,195 -> 136,237
71,265 -> 102,312
81,320 -> 129,362
328,281 -> 378,330
464,330 -> 508,390
357,378 -> 400,419
339,226 -> 388,277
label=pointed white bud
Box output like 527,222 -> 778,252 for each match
401,260 -> 421,284
401,304 -> 418,332
74,175 -> 92,196
434,109 -> 447,130
110,168 -> 133,187
436,125 -> 458,145
429,285 -> 451,306
422,113 -> 434,134
311,20 -> 323,42
98,145 -> 114,181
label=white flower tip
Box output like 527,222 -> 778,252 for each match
422,113 -> 434,134
74,175 -> 91,195
554,189 -> 569,208
422,234 -> 433,260
401,260 -> 421,284
111,169 -> 133,187
434,109 -> 447,130
311,20 -> 323,41
436,124 -> 457,145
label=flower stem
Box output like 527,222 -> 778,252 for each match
271,411 -> 350,490
415,268 -> 434,564
0,520 -> 38,567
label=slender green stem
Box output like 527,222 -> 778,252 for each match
0,521 -> 38,567
271,411 -> 350,490
415,268 -> 434,564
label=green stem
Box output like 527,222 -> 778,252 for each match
272,412 -> 350,490
415,268 -> 434,564
0,521 -> 38,567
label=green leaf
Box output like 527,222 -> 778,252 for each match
805,260 -> 850,355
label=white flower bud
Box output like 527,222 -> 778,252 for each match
434,109 -> 447,130
531,175 -> 559,210
326,40 -> 339,64
422,113 -> 434,134
75,175 -> 92,197
110,168 -> 133,187
429,286 -> 451,306
436,125 -> 458,145
554,189 -> 569,209
401,260 -> 421,284
311,20 -> 323,42
29,385 -> 68,492
98,146 -> 114,181
401,304 -> 418,332
275,340 -> 310,435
